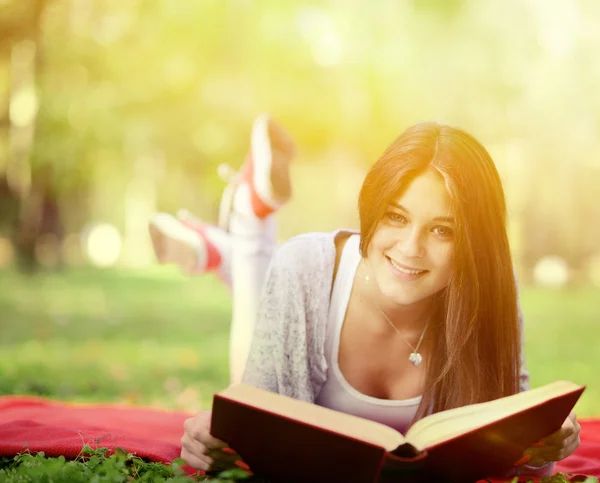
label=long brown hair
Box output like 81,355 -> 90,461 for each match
358,122 -> 521,419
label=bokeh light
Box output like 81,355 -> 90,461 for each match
83,223 -> 123,268
533,256 -> 570,288
9,86 -> 38,128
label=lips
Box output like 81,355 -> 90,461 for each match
386,256 -> 428,276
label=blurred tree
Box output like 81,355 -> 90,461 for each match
0,0 -> 55,272
0,0 -> 597,278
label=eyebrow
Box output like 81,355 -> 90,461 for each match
390,202 -> 455,223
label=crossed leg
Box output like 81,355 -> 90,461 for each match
149,114 -> 295,385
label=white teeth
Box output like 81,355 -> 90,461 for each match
389,258 -> 424,275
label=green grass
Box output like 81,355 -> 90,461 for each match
0,267 -> 598,415
0,267 -> 598,482
0,267 -> 232,411
521,286 -> 600,417
0,449 -> 592,483
0,446 -> 265,482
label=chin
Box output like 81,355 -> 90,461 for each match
380,286 -> 434,307
377,270 -> 445,307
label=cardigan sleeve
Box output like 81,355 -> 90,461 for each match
240,244 -> 286,394
241,234 -> 331,402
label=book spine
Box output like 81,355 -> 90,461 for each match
376,449 -> 428,483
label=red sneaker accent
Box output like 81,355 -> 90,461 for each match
179,221 -> 222,271
239,153 -> 277,219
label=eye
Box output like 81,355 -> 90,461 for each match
432,225 -> 454,238
384,212 -> 408,224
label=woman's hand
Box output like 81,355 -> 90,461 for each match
515,412 -> 581,467
180,411 -> 246,472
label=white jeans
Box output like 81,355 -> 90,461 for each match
228,210 -> 277,385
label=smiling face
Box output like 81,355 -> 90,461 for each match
365,169 -> 455,307
357,122 -> 521,414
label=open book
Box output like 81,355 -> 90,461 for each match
211,381 -> 584,483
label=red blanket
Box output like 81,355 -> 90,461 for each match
0,396 -> 188,465
0,396 -> 598,481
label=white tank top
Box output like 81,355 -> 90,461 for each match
314,234 -> 421,434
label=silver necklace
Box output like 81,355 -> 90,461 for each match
365,271 -> 429,367
375,305 -> 429,367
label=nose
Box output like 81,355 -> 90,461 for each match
399,227 -> 425,258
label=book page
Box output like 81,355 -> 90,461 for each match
405,380 -> 582,450
219,384 -> 406,451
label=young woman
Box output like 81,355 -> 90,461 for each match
150,116 -> 580,477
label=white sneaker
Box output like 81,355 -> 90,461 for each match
149,212 -> 231,286
217,114 -> 295,231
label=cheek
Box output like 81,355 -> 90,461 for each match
368,225 -> 398,251
366,226 -> 387,255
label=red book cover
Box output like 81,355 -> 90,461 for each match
210,383 -> 584,483
212,396 -> 387,483
418,387 -> 584,482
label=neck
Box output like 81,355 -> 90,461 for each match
359,258 -> 434,332
378,294 -> 433,333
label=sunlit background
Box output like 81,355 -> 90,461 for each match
0,0 -> 598,414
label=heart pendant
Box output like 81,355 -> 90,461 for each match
409,352 -> 423,367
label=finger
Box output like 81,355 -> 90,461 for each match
235,459 -> 252,472
539,412 -> 578,445
205,448 -> 242,468
221,447 -> 239,456
206,445 -> 239,456
201,432 -> 228,450
540,423 -> 580,447
517,446 -> 548,467
528,456 -> 549,467
182,431 -> 240,472
209,461 -> 239,473
180,433 -> 216,470
529,434 -> 580,463
181,430 -> 206,453
539,427 -> 573,446
561,415 -> 576,433
556,432 -> 581,460
526,449 -> 556,464
181,430 -> 238,473
180,445 -> 214,471
206,445 -> 242,462
513,453 -> 532,466
183,416 -> 222,446
204,452 -> 241,473
517,443 -> 551,465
